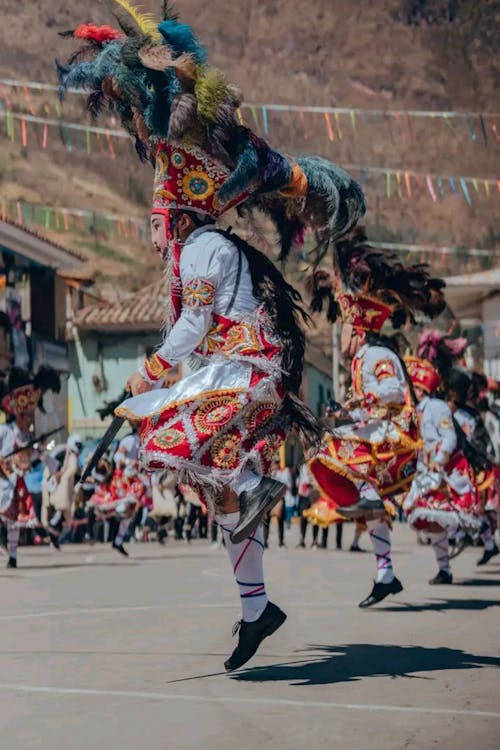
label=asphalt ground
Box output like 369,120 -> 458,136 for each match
0,523 -> 498,749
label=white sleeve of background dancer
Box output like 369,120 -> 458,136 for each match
148,238 -> 225,369
433,402 -> 457,465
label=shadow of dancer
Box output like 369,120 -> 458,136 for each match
230,642 -> 500,686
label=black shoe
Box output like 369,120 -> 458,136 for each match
224,602 -> 287,671
50,533 -> 61,551
359,577 -> 403,608
429,569 -> 453,584
6,556 -> 17,569
296,541 -> 306,548
112,541 -> 129,557
477,544 -> 499,566
339,498 -> 385,520
349,544 -> 365,552
231,478 -> 285,544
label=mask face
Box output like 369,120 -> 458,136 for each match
150,211 -> 178,261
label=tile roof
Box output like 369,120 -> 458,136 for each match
75,278 -> 335,377
75,278 -> 166,331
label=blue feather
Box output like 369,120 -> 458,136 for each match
158,20 -> 207,64
219,138 -> 259,203
56,61 -> 100,93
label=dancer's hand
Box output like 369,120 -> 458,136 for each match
126,371 -> 153,396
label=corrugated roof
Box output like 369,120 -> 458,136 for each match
76,278 -> 166,331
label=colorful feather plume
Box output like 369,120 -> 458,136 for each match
73,24 -> 124,43
113,0 -> 162,42
307,228 -> 446,328
417,329 -> 467,377
56,1 -> 365,245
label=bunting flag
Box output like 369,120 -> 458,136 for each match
0,199 -> 148,241
1,198 -> 497,271
0,111 -> 498,207
1,77 -> 500,145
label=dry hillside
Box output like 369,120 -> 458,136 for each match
0,0 -> 499,291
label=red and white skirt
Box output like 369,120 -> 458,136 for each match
405,452 -> 482,533
116,359 -> 287,507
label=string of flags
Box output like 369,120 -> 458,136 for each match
1,110 -> 497,206
1,77 -> 500,146
0,199 -> 148,242
1,198 -> 497,270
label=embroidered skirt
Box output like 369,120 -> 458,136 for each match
404,452 -> 481,533
308,418 -> 420,507
116,360 -> 287,507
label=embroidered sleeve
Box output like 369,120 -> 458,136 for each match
182,277 -> 216,309
142,352 -> 172,383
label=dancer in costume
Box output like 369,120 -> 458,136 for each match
308,229 -> 445,606
403,334 -> 480,584
57,2 -> 365,669
447,366 -> 499,565
45,433 -> 83,546
0,367 -> 61,567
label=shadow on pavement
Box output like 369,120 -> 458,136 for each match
455,578 -> 500,586
230,643 -> 500,686
381,597 -> 500,613
11,562 -> 138,570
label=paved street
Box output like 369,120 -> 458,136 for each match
0,524 -> 498,749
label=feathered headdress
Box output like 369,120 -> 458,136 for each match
0,366 -> 61,417
308,227 -> 446,330
56,1 -> 365,252
417,329 -> 467,379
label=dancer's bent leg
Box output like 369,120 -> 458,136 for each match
216,488 -> 286,671
428,530 -> 453,584
358,519 -> 403,608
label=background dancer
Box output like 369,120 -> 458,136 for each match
447,367 -> 499,565
403,335 -> 480,584
45,434 -> 83,546
0,367 -> 61,567
308,228 -> 445,606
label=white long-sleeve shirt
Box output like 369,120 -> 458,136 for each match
0,422 -> 31,458
418,396 -> 457,467
142,227 -> 259,376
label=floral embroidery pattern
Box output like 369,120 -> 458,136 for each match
244,402 -> 277,433
152,427 -> 185,450
182,277 -> 216,309
211,429 -> 242,469
181,169 -> 215,201
194,396 -> 240,435
261,433 -> 283,463
221,323 -> 260,355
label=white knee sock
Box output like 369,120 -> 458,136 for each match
216,511 -> 268,622
480,522 -> 495,552
352,524 -> 363,546
114,517 -> 131,546
232,470 -> 261,496
429,530 -> 451,573
366,519 -> 394,583
7,522 -> 20,559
